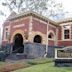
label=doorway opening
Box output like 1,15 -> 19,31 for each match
12,33 -> 24,53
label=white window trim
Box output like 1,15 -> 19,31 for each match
62,25 -> 70,41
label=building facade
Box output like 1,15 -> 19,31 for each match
2,11 -> 72,57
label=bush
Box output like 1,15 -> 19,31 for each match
0,51 -> 6,61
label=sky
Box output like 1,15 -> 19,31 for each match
0,0 -> 10,27
56,0 -> 72,12
0,0 -> 72,28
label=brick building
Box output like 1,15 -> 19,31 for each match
2,11 -> 72,58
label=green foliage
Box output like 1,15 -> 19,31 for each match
27,58 -> 53,65
0,61 -> 6,65
13,62 -> 72,72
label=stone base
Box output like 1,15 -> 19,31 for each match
6,53 -> 27,60
55,59 -> 72,67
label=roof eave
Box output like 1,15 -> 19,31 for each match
8,11 -> 59,26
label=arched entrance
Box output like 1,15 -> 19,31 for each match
33,35 -> 42,43
12,33 -> 24,53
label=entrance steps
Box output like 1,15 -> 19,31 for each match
6,53 -> 27,60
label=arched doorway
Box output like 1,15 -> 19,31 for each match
12,33 -> 24,53
33,35 -> 42,43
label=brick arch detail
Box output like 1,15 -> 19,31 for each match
48,30 -> 56,46
29,31 -> 46,44
48,30 -> 56,40
10,29 -> 25,43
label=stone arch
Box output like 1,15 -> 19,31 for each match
28,31 -> 47,44
48,30 -> 56,40
33,35 -> 42,43
48,30 -> 56,46
10,29 -> 25,43
30,31 -> 46,44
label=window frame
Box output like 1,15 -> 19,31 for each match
62,25 -> 70,40
3,26 -> 10,41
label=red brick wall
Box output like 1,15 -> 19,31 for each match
32,18 -> 47,34
58,26 -> 62,40
10,18 -> 30,37
48,24 -> 56,34
2,16 -> 62,47
48,40 -> 54,46
2,17 -> 30,45
58,41 -> 72,46
71,24 -> 72,39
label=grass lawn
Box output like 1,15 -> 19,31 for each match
13,62 -> 72,72
0,61 -> 6,65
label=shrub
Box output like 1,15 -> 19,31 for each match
0,51 -> 6,61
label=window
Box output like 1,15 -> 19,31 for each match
63,25 -> 70,39
33,35 -> 42,43
5,31 -> 9,39
4,27 -> 9,39
48,33 -> 54,39
48,34 -> 52,38
6,28 -> 8,30
64,29 -> 69,39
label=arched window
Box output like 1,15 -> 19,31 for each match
33,35 -> 42,43
48,31 -> 55,40
48,33 -> 54,39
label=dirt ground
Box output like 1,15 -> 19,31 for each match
0,63 -> 30,72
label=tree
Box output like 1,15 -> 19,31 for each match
2,0 -> 65,20
0,10 -> 5,16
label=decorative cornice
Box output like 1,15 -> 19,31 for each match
5,11 -> 72,26
56,18 -> 72,24
8,11 -> 58,27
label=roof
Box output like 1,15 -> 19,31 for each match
8,11 -> 58,26
7,11 -> 72,26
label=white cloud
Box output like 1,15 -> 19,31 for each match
56,0 -> 72,12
